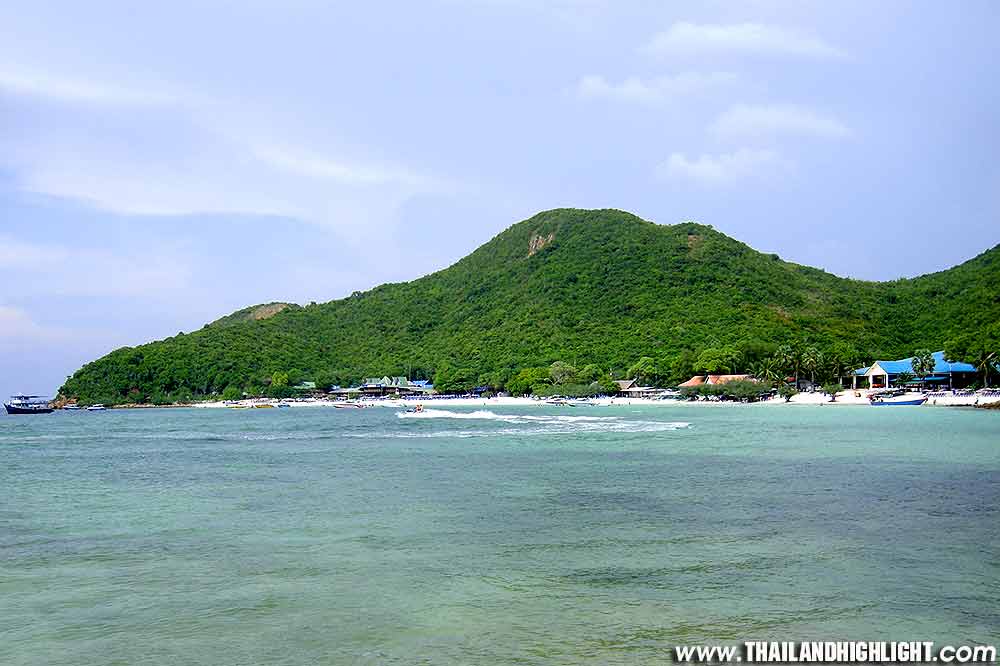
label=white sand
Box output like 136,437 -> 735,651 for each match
193,389 -> 1000,409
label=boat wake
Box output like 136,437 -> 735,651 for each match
395,409 -> 690,435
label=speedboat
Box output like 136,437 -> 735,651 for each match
4,394 -> 54,415
869,390 -> 927,406
62,404 -> 81,411
86,404 -> 107,411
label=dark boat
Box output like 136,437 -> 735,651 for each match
4,394 -> 55,415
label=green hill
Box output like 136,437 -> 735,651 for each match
59,209 -> 1000,403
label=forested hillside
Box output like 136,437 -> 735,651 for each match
60,209 -> 1000,403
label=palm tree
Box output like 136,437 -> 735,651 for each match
801,346 -> 823,387
750,357 -> 782,386
911,349 -> 936,385
776,344 -> 800,388
975,350 -> 998,387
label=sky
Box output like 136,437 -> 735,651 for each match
1,0 -> 998,399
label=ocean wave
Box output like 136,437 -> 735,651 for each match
396,409 -> 626,424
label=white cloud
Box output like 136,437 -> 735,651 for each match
656,149 -> 791,185
0,305 -> 67,342
576,72 -> 737,104
711,104 -> 852,139
0,63 -> 454,229
643,22 -> 846,59
254,145 -> 452,191
0,235 -> 192,297
0,64 -> 177,106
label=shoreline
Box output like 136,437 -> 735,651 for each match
169,391 -> 998,410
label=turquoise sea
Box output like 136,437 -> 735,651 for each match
2,404 -> 998,665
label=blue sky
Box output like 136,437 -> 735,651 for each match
1,1 -> 998,399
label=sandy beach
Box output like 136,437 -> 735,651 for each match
192,390 -> 1000,410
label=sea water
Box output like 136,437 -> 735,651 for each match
2,405 -> 998,665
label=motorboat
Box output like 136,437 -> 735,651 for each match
868,390 -> 927,406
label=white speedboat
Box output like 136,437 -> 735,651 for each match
86,404 -> 107,411
868,390 -> 927,406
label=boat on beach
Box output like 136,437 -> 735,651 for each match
868,390 -> 927,406
4,394 -> 55,415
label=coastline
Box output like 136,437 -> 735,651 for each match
180,391 -> 1000,410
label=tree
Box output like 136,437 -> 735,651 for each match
578,364 -> 604,384
750,356 -> 782,386
221,385 -> 242,401
827,342 -> 860,386
507,367 -> 551,395
946,327 -> 999,387
801,346 -> 823,385
549,361 -> 578,385
894,371 -> 914,387
433,364 -> 477,394
694,346 -> 740,374
313,371 -> 337,392
271,371 -> 289,387
776,344 -> 800,388
822,383 -> 842,402
627,356 -> 662,385
911,349 -> 935,384
778,384 -> 798,403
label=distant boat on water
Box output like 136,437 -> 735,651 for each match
86,404 -> 107,411
62,404 -> 81,411
4,394 -> 54,415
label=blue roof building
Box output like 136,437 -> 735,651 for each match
853,351 -> 977,389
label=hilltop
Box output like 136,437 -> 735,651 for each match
60,209 -> 1000,403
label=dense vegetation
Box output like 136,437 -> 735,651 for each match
60,208 -> 1000,404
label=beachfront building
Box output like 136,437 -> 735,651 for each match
678,374 -> 752,388
853,351 -> 978,390
355,376 -> 435,397
614,379 -> 662,398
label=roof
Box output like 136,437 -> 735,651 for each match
679,374 -> 751,387
706,374 -> 751,385
615,379 -> 637,390
862,351 -> 976,376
